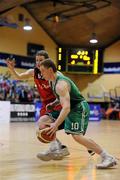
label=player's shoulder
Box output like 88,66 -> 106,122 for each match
57,71 -> 63,75
56,79 -> 68,90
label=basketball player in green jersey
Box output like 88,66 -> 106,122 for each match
39,58 -> 117,169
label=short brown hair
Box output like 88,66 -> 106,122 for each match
36,50 -> 49,59
40,58 -> 57,72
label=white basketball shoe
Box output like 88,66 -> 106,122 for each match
37,139 -> 70,161
96,156 -> 117,169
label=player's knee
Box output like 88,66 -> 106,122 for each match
72,134 -> 79,141
72,134 -> 83,143
38,115 -> 52,129
37,117 -> 46,129
39,123 -> 47,130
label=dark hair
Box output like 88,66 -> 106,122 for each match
40,58 -> 57,72
36,50 -> 49,59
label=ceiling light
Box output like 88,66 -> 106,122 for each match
89,33 -> 98,44
23,18 -> 32,31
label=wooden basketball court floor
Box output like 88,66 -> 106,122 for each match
0,120 -> 120,180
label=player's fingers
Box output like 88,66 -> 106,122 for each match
46,127 -> 54,136
46,128 -> 51,135
48,131 -> 54,137
6,59 -> 9,64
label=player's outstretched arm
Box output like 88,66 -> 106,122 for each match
6,58 -> 34,80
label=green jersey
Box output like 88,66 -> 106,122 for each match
50,73 -> 89,135
52,74 -> 86,109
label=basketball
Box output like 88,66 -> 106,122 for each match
36,127 -> 56,143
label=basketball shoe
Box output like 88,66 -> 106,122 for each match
37,139 -> 70,161
37,149 -> 64,161
96,156 -> 117,169
55,139 -> 70,156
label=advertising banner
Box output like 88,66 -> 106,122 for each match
10,103 -> 35,122
89,104 -> 101,121
104,62 -> 120,74
0,52 -> 35,69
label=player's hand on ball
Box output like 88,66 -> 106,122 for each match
47,122 -> 58,136
36,127 -> 56,143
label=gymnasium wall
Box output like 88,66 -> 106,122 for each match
81,41 -> 120,100
0,7 -> 120,100
0,6 -> 57,86
104,41 -> 120,62
0,7 -> 57,61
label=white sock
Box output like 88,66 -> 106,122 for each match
49,139 -> 61,151
56,139 -> 62,147
100,150 -> 111,158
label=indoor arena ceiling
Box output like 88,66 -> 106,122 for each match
0,0 -> 120,48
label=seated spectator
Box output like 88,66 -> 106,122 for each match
105,101 -> 120,120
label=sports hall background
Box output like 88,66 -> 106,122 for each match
0,5 -> 120,121
0,2 -> 120,180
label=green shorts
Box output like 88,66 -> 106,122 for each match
47,101 -> 90,135
64,101 -> 90,135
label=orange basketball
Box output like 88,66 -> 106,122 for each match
36,127 -> 56,143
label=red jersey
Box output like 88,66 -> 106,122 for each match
34,67 -> 55,103
34,67 -> 61,116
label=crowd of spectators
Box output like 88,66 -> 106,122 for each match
0,72 -> 119,119
0,73 -> 40,103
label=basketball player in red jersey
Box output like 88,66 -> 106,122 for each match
34,52 -> 62,116
6,50 -> 70,161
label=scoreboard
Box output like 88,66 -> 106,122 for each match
57,47 -> 104,74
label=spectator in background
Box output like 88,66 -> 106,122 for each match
105,99 -> 120,120
18,85 -> 28,102
0,72 -> 34,103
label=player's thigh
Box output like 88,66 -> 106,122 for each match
64,111 -> 83,134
